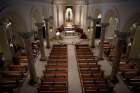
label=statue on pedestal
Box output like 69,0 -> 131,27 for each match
68,11 -> 71,22
65,8 -> 73,22
65,7 -> 74,27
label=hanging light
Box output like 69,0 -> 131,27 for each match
42,19 -> 46,27
56,31 -> 60,36
98,14 -> 102,19
132,23 -> 137,28
128,42 -> 132,46
49,27 -> 53,32
87,27 -> 90,32
9,43 -> 13,47
130,23 -> 137,31
6,22 -> 11,29
113,34 -> 117,38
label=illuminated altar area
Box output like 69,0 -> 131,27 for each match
55,6 -> 87,39
64,7 -> 75,35
65,21 -> 73,28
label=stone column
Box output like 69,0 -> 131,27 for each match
111,32 -> 129,82
127,29 -> 136,58
2,22 -> 16,61
111,39 -> 122,83
19,32 -> 37,84
79,6 -> 82,26
57,5 -> 59,27
4,22 -> 16,59
0,27 -> 12,63
98,23 -> 109,60
112,30 -> 118,46
35,23 -> 46,61
91,19 -> 98,48
44,19 -> 50,48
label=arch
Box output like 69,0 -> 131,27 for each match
103,8 -> 120,42
7,12 -> 27,32
30,7 -> 42,31
65,7 -> 73,21
103,8 -> 120,23
42,6 -> 48,18
122,12 -> 140,32
122,12 -> 140,58
31,7 -> 42,22
0,11 -> 27,47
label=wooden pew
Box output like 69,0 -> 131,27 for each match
8,64 -> 28,73
76,45 -> 112,93
0,78 -> 19,93
38,45 -> 68,93
79,64 -> 100,68
0,70 -> 26,93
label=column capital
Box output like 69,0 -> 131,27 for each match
19,32 -> 33,39
35,22 -> 44,29
44,18 -> 49,23
87,16 -> 98,22
101,23 -> 109,27
114,30 -> 119,33
93,18 -> 99,21
44,16 -> 53,22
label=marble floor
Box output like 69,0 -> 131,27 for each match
18,38 -> 132,93
67,45 -> 82,93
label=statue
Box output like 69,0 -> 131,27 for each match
65,8 -> 73,22
68,11 -> 71,22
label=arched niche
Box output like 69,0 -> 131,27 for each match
31,7 -> 42,31
64,6 -> 74,27
42,6 -> 48,19
0,12 -> 27,62
123,13 -> 140,32
65,7 -> 73,22
2,12 -> 27,47
103,9 -> 120,42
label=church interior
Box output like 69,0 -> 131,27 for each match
0,0 -> 140,93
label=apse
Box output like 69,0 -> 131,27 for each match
65,6 -> 74,28
65,7 -> 73,22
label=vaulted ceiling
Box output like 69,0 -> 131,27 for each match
0,0 -> 139,12
23,0 -> 137,4
0,0 -> 138,6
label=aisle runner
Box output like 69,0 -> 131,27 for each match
67,45 -> 82,93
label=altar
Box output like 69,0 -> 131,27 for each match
64,21 -> 77,36
63,6 -> 79,36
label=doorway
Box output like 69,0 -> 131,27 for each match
95,18 -> 101,39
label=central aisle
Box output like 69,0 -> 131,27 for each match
67,45 -> 82,93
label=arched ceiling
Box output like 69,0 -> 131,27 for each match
53,0 -> 88,5
0,0 -> 138,6
0,0 -> 139,12
23,0 -> 139,4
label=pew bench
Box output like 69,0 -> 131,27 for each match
48,59 -> 67,62
0,77 -> 20,93
38,45 -> 68,93
79,64 -> 100,68
9,64 -> 28,73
